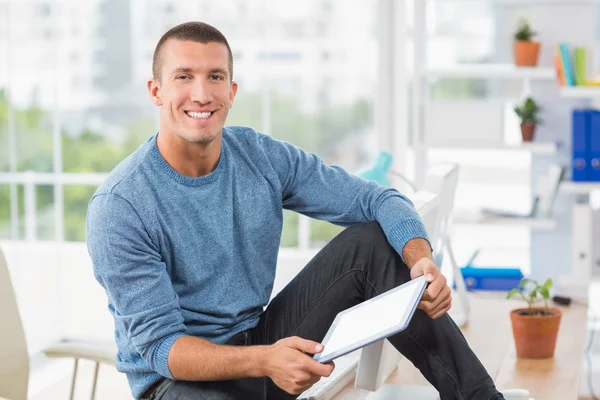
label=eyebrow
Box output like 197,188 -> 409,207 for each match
171,67 -> 229,78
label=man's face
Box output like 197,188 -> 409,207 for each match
148,39 -> 237,145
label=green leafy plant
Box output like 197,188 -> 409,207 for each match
514,18 -> 536,41
507,278 -> 553,316
514,97 -> 542,125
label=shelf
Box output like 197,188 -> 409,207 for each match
453,209 -> 556,230
447,0 -> 598,4
559,86 -> 600,98
425,64 -> 555,80
560,181 -> 600,194
425,141 -> 558,155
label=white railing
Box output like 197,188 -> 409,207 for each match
0,171 -> 313,247
0,172 -> 107,242
0,172 -> 108,185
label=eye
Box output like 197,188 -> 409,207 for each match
210,74 -> 225,81
176,75 -> 190,81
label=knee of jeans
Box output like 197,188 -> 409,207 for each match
344,222 -> 390,250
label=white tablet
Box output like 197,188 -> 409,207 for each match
314,275 -> 427,364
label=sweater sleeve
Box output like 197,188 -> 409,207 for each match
86,193 -> 185,379
258,133 -> 431,260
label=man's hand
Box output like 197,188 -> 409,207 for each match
262,336 -> 335,395
410,257 -> 452,319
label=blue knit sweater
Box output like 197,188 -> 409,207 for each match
86,126 -> 428,399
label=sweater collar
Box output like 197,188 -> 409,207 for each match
148,132 -> 226,187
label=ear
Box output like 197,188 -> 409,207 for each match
147,78 -> 163,107
228,80 -> 238,109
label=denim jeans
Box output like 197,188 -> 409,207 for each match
149,223 -> 504,400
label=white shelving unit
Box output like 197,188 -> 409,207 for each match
425,64 -> 555,80
560,86 -> 600,98
453,209 -> 556,230
408,4 -> 600,397
425,141 -> 558,155
479,216 -> 556,229
560,181 -> 600,194
409,1 -> 600,307
411,2 -> 561,231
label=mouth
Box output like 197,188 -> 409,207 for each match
185,110 -> 213,120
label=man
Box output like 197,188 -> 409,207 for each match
86,21 -> 503,400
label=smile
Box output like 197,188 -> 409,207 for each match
185,111 -> 213,119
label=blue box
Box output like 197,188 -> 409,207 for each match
459,266 -> 524,291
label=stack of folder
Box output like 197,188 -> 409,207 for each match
572,109 -> 600,182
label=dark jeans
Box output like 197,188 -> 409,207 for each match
149,223 -> 503,400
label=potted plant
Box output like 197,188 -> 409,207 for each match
507,278 -> 562,358
514,97 -> 542,142
513,18 -> 541,66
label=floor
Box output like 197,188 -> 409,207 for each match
333,292 -> 591,400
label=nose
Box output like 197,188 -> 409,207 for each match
191,78 -> 213,104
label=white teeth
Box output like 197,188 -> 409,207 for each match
186,111 -> 212,119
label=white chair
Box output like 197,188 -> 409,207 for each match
354,189 -> 441,392
354,165 -> 532,399
0,245 -> 117,400
355,164 -> 465,392
422,163 -> 470,328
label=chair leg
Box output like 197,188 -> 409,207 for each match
69,358 -> 79,400
90,362 -> 100,400
444,234 -> 470,326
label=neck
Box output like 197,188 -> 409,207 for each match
156,132 -> 222,178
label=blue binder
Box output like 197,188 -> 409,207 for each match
459,266 -> 524,291
590,111 -> 600,181
456,249 -> 524,291
572,109 -> 591,181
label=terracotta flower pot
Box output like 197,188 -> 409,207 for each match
510,307 -> 562,359
520,123 -> 536,142
514,41 -> 541,67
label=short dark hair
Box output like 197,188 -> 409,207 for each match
152,21 -> 233,82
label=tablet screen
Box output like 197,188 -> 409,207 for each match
318,276 -> 426,362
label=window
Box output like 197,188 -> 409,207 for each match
223,1 -> 377,246
0,0 -> 378,248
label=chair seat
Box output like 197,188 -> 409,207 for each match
43,338 -> 117,365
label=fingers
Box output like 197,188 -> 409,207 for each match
430,297 -> 452,319
418,299 -> 450,318
418,285 -> 452,318
303,356 -> 335,377
422,273 -> 447,302
410,258 -> 446,301
428,282 -> 451,307
289,336 -> 323,355
285,337 -> 334,377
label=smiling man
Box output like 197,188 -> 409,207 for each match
86,22 -> 504,400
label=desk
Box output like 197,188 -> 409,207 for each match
335,294 -> 588,400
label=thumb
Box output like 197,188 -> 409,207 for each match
291,337 -> 324,354
422,264 -> 436,283
412,258 -> 436,282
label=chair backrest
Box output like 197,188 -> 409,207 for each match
354,190 -> 441,391
0,245 -> 29,400
422,163 -> 459,265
